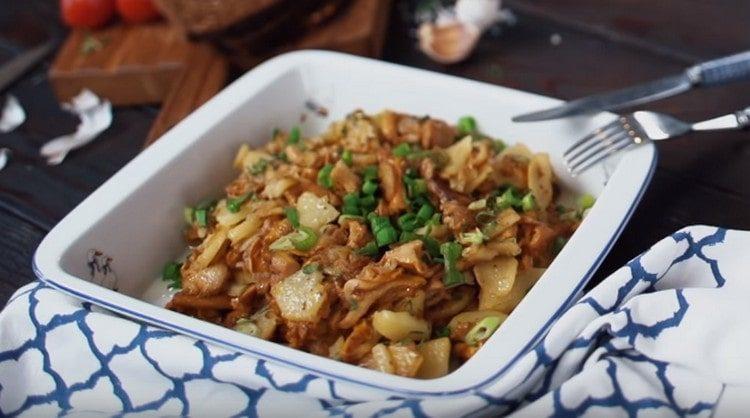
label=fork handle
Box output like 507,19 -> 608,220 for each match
691,107 -> 750,131
687,51 -> 750,87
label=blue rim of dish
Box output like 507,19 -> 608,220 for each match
32,149 -> 658,397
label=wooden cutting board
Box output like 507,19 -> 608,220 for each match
48,0 -> 391,146
49,23 -> 228,144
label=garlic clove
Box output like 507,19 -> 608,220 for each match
418,22 -> 481,65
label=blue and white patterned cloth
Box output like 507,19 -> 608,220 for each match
2,225 -> 749,417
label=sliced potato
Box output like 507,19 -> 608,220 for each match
442,135 -> 473,177
372,310 -> 431,342
388,344 -> 424,377
271,269 -> 327,321
296,191 -> 339,230
528,153 -> 554,210
362,344 -> 394,374
490,267 -> 546,314
194,228 -> 228,270
241,150 -> 272,171
227,216 -> 263,243
262,177 -> 296,199
215,200 -> 251,227
417,338 -> 451,379
233,144 -> 250,169
474,256 -> 518,310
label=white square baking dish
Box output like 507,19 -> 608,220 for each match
34,50 -> 656,397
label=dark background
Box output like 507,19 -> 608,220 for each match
2,0 -> 750,303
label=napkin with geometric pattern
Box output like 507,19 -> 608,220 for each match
2,225 -> 748,417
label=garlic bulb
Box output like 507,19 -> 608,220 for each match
417,0 -> 503,65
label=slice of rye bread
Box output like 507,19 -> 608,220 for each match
153,0 -> 288,36
208,0 -> 348,56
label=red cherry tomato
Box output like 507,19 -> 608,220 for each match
116,0 -> 160,24
60,0 -> 116,29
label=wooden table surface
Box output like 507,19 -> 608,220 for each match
2,0 -> 750,304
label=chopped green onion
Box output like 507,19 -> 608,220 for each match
579,194 -> 596,210
183,207 -> 194,224
291,226 -> 318,251
521,192 -> 536,212
397,213 -> 420,232
415,203 -> 434,222
195,198 -> 215,211
465,316 -> 503,345
342,149 -> 353,166
375,226 -> 398,247
392,143 -> 412,157
317,164 -> 334,189
269,234 -> 295,251
302,263 -> 319,274
359,195 -> 377,210
362,179 -> 378,195
369,214 -> 391,232
162,262 -> 182,289
443,269 -> 466,288
399,231 -> 419,243
357,241 -> 379,257
421,235 -> 442,259
284,207 -> 300,228
287,126 -> 301,144
275,151 -> 289,162
457,116 -> 477,135
553,236 -> 568,255
342,193 -> 361,215
491,140 -> 506,153
362,165 -> 379,181
434,326 -> 451,338
496,188 -> 522,210
458,229 -> 486,245
343,193 -> 360,207
440,241 -> 465,288
407,178 -> 427,198
250,159 -> 270,175
195,209 -> 209,227
475,210 -> 496,224
227,193 -> 253,213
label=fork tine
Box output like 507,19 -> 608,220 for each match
563,119 -> 622,159
565,130 -> 628,168
564,123 -> 624,164
569,136 -> 634,176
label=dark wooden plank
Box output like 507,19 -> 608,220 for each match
0,73 -> 155,228
0,209 -> 46,305
519,0 -> 750,59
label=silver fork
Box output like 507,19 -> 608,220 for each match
563,107 -> 750,176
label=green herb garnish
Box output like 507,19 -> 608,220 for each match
317,164 -> 334,189
392,143 -> 412,157
291,226 -> 318,251
162,262 -> 182,289
287,126 -> 301,144
302,263 -> 319,274
227,193 -> 253,213
457,116 -> 477,135
342,149 -> 353,166
284,206 -> 300,228
440,241 -> 465,288
465,316 -> 503,345
250,159 -> 270,175
357,241 -> 379,257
